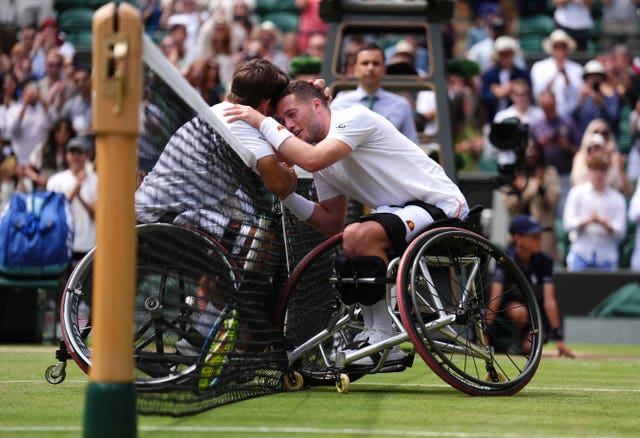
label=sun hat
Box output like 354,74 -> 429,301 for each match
583,59 -> 606,77
395,40 -> 416,56
586,132 -> 606,149
492,36 -> 520,58
542,29 -> 577,54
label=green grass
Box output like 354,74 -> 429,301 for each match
0,343 -> 639,437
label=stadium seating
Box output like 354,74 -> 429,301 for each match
518,14 -> 555,37
256,0 -> 297,15
58,8 -> 94,33
65,30 -> 92,50
517,14 -> 555,53
261,11 -> 299,34
54,0 -> 88,14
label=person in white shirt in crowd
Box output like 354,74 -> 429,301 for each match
46,135 -> 97,263
563,147 -> 627,271
626,96 -> 640,182
552,0 -> 594,52
160,0 -> 206,66
494,78 -> 544,125
29,17 -> 75,81
570,120 -> 634,197
36,48 -> 76,115
196,16 -> 238,89
530,29 -> 584,119
54,67 -> 91,135
4,81 -> 51,190
627,181 -> 640,271
467,15 -> 526,74
250,20 -> 290,73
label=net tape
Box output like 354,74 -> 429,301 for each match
132,34 -> 327,416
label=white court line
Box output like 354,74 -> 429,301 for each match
1,379 -> 639,393
355,382 -> 640,393
0,425 -> 627,438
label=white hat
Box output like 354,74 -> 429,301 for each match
395,40 -> 416,55
492,36 -> 520,57
543,29 -> 577,54
167,14 -> 190,30
586,132 -> 606,148
583,59 -> 606,77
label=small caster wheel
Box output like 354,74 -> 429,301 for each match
45,364 -> 66,384
283,371 -> 304,391
336,373 -> 350,394
485,370 -> 507,383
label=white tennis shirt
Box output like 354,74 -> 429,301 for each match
314,106 -> 468,219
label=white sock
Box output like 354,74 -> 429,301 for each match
369,299 -> 396,340
360,304 -> 374,333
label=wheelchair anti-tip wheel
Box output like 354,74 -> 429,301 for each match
336,373 -> 350,394
397,228 -> 543,396
60,223 -> 237,390
283,370 -> 304,391
44,364 -> 66,384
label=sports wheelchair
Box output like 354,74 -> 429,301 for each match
46,207 -> 543,397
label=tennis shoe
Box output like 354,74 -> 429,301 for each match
334,329 -> 405,368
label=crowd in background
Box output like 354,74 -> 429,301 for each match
0,0 -> 640,271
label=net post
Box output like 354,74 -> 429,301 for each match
83,2 -> 141,437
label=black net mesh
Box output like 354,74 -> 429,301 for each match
130,37 -> 326,416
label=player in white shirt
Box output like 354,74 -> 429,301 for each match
135,59 -> 296,235
225,80 -> 469,368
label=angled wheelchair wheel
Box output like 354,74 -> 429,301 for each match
274,234 -> 365,385
397,228 -> 543,396
60,223 -> 237,389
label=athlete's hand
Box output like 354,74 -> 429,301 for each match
556,340 -> 576,358
223,104 -> 266,129
309,78 -> 331,104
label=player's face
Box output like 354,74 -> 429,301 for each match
354,49 -> 385,88
276,94 -> 324,143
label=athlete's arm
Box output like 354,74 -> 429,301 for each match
256,155 -> 297,199
224,104 -> 351,172
306,194 -> 348,236
279,136 -> 351,173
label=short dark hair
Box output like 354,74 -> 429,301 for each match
227,58 -> 290,108
275,80 -> 328,108
355,42 -> 385,63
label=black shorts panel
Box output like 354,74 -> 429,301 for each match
358,213 -> 408,255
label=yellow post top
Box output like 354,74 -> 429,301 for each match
92,2 -> 142,134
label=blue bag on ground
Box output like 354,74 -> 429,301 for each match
0,191 -> 74,276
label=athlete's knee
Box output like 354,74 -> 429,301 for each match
341,223 -> 360,257
342,222 -> 386,258
334,255 -> 387,305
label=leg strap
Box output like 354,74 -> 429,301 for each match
334,255 -> 387,305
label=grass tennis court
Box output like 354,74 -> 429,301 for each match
0,343 -> 638,437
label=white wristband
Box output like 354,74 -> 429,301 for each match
260,117 -> 293,150
281,192 -> 315,221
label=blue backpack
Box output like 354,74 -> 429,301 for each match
0,191 -> 74,277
